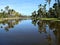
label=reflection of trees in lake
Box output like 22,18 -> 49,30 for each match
49,21 -> 60,45
32,19 -> 60,45
0,19 -> 21,32
37,20 -> 47,33
32,19 -> 38,26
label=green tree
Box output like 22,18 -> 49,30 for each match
49,8 -> 57,17
45,0 -> 51,18
5,6 -> 9,13
38,4 -> 43,18
1,9 -> 3,12
53,3 -> 60,18
38,4 -> 47,18
32,11 -> 36,18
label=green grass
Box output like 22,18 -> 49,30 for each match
36,18 -> 60,21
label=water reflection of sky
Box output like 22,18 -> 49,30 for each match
0,19 -> 60,45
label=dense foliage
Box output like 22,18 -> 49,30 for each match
32,0 -> 60,19
0,6 -> 21,18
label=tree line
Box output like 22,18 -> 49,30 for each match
32,0 -> 60,18
0,6 -> 22,18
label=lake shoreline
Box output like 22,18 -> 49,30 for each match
0,17 -> 31,21
0,17 -> 60,21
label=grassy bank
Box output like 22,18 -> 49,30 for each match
0,17 -> 60,21
34,18 -> 60,21
39,18 -> 60,21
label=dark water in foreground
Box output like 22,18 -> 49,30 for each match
0,19 -> 60,45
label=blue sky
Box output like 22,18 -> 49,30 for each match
0,0 -> 55,15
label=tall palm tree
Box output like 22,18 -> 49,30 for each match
43,4 -> 47,17
38,4 -> 44,18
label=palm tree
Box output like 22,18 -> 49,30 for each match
55,0 -> 60,6
1,9 -> 3,12
45,0 -> 51,17
53,3 -> 58,17
38,4 -> 43,18
5,6 -> 9,13
53,0 -> 60,18
5,6 -> 9,10
38,4 -> 47,18
43,4 -> 47,17
38,4 -> 42,8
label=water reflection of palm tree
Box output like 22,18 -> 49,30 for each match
51,21 -> 60,45
46,25 -> 52,45
32,19 -> 60,45
37,20 -> 47,33
32,19 -> 38,26
37,20 -> 57,45
46,21 -> 60,45
46,34 -> 52,45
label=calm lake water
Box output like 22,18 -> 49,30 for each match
0,19 -> 60,45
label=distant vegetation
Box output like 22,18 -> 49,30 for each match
31,0 -> 60,19
0,6 -> 22,18
0,0 -> 60,20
